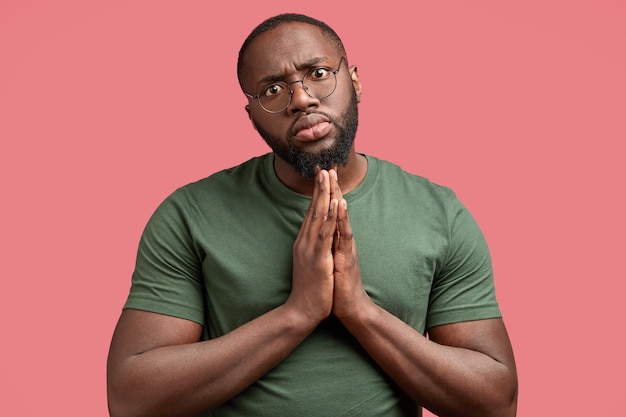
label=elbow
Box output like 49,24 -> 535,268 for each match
486,360 -> 518,417
491,401 -> 517,417
107,401 -> 129,417
502,371 -> 518,417
487,379 -> 518,417
107,361 -> 154,417
468,372 -> 517,417
502,387 -> 518,417
107,393 -> 136,417
108,397 -> 150,417
466,396 -> 516,417
490,401 -> 517,417
107,402 -> 126,417
107,381 -> 147,417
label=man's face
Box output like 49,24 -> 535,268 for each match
241,22 -> 362,180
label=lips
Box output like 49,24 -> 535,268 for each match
292,113 -> 332,141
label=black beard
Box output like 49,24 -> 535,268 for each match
255,91 -> 359,180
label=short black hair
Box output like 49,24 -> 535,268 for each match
237,13 -> 347,90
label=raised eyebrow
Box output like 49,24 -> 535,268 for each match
256,57 -> 329,86
295,57 -> 328,72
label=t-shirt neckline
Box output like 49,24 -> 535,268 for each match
262,153 -> 378,205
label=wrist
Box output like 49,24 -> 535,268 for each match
334,290 -> 377,327
279,301 -> 323,335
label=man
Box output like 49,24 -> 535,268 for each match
107,13 -> 517,417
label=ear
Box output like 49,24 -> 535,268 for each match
349,66 -> 362,103
245,104 -> 258,131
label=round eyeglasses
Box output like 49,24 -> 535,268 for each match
244,57 -> 346,113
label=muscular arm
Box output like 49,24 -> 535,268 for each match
330,172 -> 517,417
107,306 -> 315,417
108,170 -> 339,417
340,309 -> 517,417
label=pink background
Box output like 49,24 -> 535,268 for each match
1,1 -> 624,415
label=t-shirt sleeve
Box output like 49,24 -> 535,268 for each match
426,191 -> 502,329
123,188 -> 205,325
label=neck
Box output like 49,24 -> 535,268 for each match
273,151 -> 367,196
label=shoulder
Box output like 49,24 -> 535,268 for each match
182,154 -> 270,193
365,155 -> 459,206
162,154 -> 271,205
142,154 -> 271,227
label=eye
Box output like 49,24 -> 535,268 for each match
308,67 -> 331,81
262,83 -> 286,97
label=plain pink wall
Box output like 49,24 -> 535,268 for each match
1,1 -> 624,415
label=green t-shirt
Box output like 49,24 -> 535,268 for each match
125,153 -> 501,416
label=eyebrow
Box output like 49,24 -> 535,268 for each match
256,57 -> 328,86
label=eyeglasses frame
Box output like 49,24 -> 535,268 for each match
244,56 -> 347,114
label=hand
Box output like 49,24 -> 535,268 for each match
287,169 -> 338,324
328,170 -> 370,321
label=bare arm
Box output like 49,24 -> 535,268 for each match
107,306 -> 316,417
330,173 -> 517,417
341,310 -> 517,417
107,170 -> 339,417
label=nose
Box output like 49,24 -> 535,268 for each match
287,80 -> 319,114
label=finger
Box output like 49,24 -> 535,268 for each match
329,169 -> 343,204
306,170 -> 336,246
310,169 -> 331,223
335,199 -> 354,253
301,169 -> 327,231
319,197 -> 339,244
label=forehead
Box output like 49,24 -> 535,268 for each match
242,22 -> 340,85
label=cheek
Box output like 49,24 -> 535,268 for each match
252,112 -> 290,136
330,83 -> 356,111
251,110 -> 273,128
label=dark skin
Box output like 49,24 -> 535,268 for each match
107,22 -> 518,417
